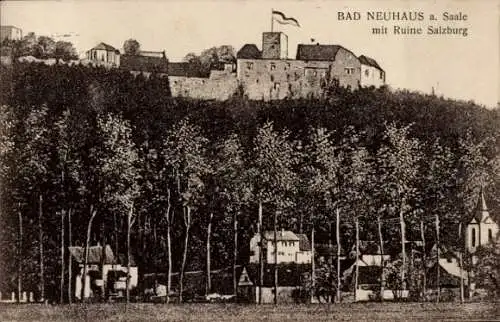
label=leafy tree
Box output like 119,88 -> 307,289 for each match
375,123 -> 422,293
54,41 -> 78,61
474,238 -> 500,298
123,39 -> 141,55
163,119 -> 210,302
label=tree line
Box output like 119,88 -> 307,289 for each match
0,62 -> 498,303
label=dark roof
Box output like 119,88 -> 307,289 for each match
296,44 -> 341,61
69,245 -> 115,265
237,44 -> 261,59
263,230 -> 299,241
120,54 -> 168,74
91,42 -> 119,53
297,234 -> 311,251
359,55 -> 383,71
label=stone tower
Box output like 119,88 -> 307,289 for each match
262,32 -> 288,59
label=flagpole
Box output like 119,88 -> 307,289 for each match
271,8 -> 274,32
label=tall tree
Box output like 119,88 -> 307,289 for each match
163,119 -> 210,302
123,39 -> 141,55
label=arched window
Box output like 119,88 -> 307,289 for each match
471,228 -> 476,247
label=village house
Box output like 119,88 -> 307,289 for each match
69,244 -> 138,301
465,188 -> 499,254
249,230 -> 312,264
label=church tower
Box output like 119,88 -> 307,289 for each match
465,187 -> 499,253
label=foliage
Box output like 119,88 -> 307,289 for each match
123,39 -> 141,56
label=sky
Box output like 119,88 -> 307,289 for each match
1,0 -> 499,107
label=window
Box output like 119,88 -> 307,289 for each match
278,252 -> 285,256
313,70 -> 317,77
380,71 -> 384,80
365,69 -> 369,76
270,75 -> 274,82
246,62 -> 253,70
472,228 -> 476,247
489,229 -> 493,242
256,79 -> 259,84
270,63 -> 276,71
345,67 -> 356,75
274,82 -> 280,90
283,241 -> 287,247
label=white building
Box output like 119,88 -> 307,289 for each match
465,188 -> 499,254
85,42 -> 120,67
249,230 -> 312,264
0,25 -> 22,41
359,55 -> 385,88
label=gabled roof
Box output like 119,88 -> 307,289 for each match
237,44 -> 261,59
91,42 -> 119,53
296,234 -> 311,251
69,245 -> 115,265
359,55 -> 383,71
263,230 -> 299,241
296,44 -> 341,61
120,54 -> 168,74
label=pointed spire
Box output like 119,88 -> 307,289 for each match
475,185 -> 490,223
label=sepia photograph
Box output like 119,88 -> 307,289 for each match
0,0 -> 499,320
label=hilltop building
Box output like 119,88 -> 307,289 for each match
236,31 -> 385,101
86,42 -> 121,67
0,25 -> 22,41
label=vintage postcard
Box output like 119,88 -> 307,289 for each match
0,0 -> 499,321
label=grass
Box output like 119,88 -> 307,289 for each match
0,302 -> 498,321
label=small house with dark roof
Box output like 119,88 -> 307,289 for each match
120,51 -> 168,77
249,230 -> 312,264
359,54 -> 385,87
86,42 -> 120,67
465,188 -> 498,253
69,244 -> 138,301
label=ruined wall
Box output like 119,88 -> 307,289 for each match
169,71 -> 238,101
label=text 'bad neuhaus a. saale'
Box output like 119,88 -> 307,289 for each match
337,11 -> 469,37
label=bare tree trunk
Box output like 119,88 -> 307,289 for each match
400,202 -> 406,293
100,223 -> 106,302
258,200 -> 263,304
310,225 -> 315,303
435,214 -> 440,303
60,210 -> 65,304
68,208 -> 72,304
336,208 -> 341,303
166,188 -> 172,303
273,210 -> 278,305
38,194 -> 45,302
355,218 -> 359,301
179,205 -> 191,303
420,220 -> 426,301
233,211 -> 238,296
458,222 -> 464,303
82,205 -> 97,301
378,217 -> 385,302
126,203 -> 133,308
17,203 -> 22,303
206,212 -> 213,295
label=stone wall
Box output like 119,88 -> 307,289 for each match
360,64 -> 385,88
169,71 -> 238,101
330,47 -> 361,90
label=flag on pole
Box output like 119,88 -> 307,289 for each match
272,10 -> 300,27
